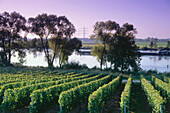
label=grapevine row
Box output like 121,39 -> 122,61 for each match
162,75 -> 170,84
151,76 -> 170,100
58,74 -> 114,113
88,75 -> 122,113
29,73 -> 106,113
120,77 -> 132,113
141,76 -> 165,112
1,73 -> 97,112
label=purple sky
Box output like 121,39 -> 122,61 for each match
0,0 -> 170,39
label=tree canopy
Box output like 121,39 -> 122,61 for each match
0,11 -> 27,66
49,37 -> 82,67
91,20 -> 141,72
90,20 -> 119,69
28,14 -> 75,68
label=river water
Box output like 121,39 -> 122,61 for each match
11,51 -> 170,72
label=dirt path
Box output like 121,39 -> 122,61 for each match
101,83 -> 125,113
0,106 -> 29,113
165,100 -> 170,113
130,83 -> 152,113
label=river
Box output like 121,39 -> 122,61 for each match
11,51 -> 170,72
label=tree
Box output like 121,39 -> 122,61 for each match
91,21 -> 141,72
90,20 -> 119,70
0,11 -> 27,66
91,44 -> 107,67
49,37 -> 82,67
149,41 -> 154,48
28,14 -> 75,68
153,38 -> 158,49
167,40 -> 170,48
108,23 -> 141,72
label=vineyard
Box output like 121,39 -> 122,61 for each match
0,67 -> 169,113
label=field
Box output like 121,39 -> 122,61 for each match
0,67 -> 169,113
82,42 -> 168,49
135,42 -> 167,48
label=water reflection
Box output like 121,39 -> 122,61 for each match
11,51 -> 170,72
141,56 -> 170,72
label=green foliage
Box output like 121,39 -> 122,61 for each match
61,61 -> 88,69
1,73 -> 92,112
88,75 -> 122,113
0,76 -> 62,103
90,20 -> 118,69
162,75 -> 170,84
120,77 -> 133,113
107,23 -> 141,72
59,74 -> 113,113
91,20 -> 141,72
28,14 -> 76,67
141,76 -> 165,113
151,76 -> 170,100
0,12 -> 27,66
91,44 -> 107,66
49,37 -> 82,67
29,73 -> 104,113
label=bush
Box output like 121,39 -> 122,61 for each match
61,61 -> 88,69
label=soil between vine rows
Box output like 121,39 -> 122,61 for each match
130,83 -> 152,113
101,83 -> 125,113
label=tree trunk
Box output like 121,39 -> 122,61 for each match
7,38 -> 11,66
8,51 -> 11,65
40,37 -> 54,68
59,58 -> 62,68
100,42 -> 106,70
48,61 -> 53,68
1,38 -> 8,64
106,61 -> 107,69
59,54 -> 66,68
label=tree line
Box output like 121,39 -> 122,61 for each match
0,12 -> 81,67
0,11 -> 141,72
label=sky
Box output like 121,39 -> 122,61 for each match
0,0 -> 170,39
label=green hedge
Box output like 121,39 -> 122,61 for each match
141,76 -> 165,113
0,73 -> 76,104
151,76 -> 170,100
88,75 -> 122,113
1,73 -> 94,112
120,77 -> 132,113
29,73 -> 105,113
162,75 -> 170,84
59,74 -> 114,113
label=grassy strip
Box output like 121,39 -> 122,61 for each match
88,75 -> 122,113
141,76 -> 165,112
120,77 -> 132,113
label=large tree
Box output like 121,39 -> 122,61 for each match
0,12 -> 27,66
90,20 -> 119,69
108,23 -> 141,72
91,21 -> 141,72
28,14 -> 75,68
49,37 -> 82,67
